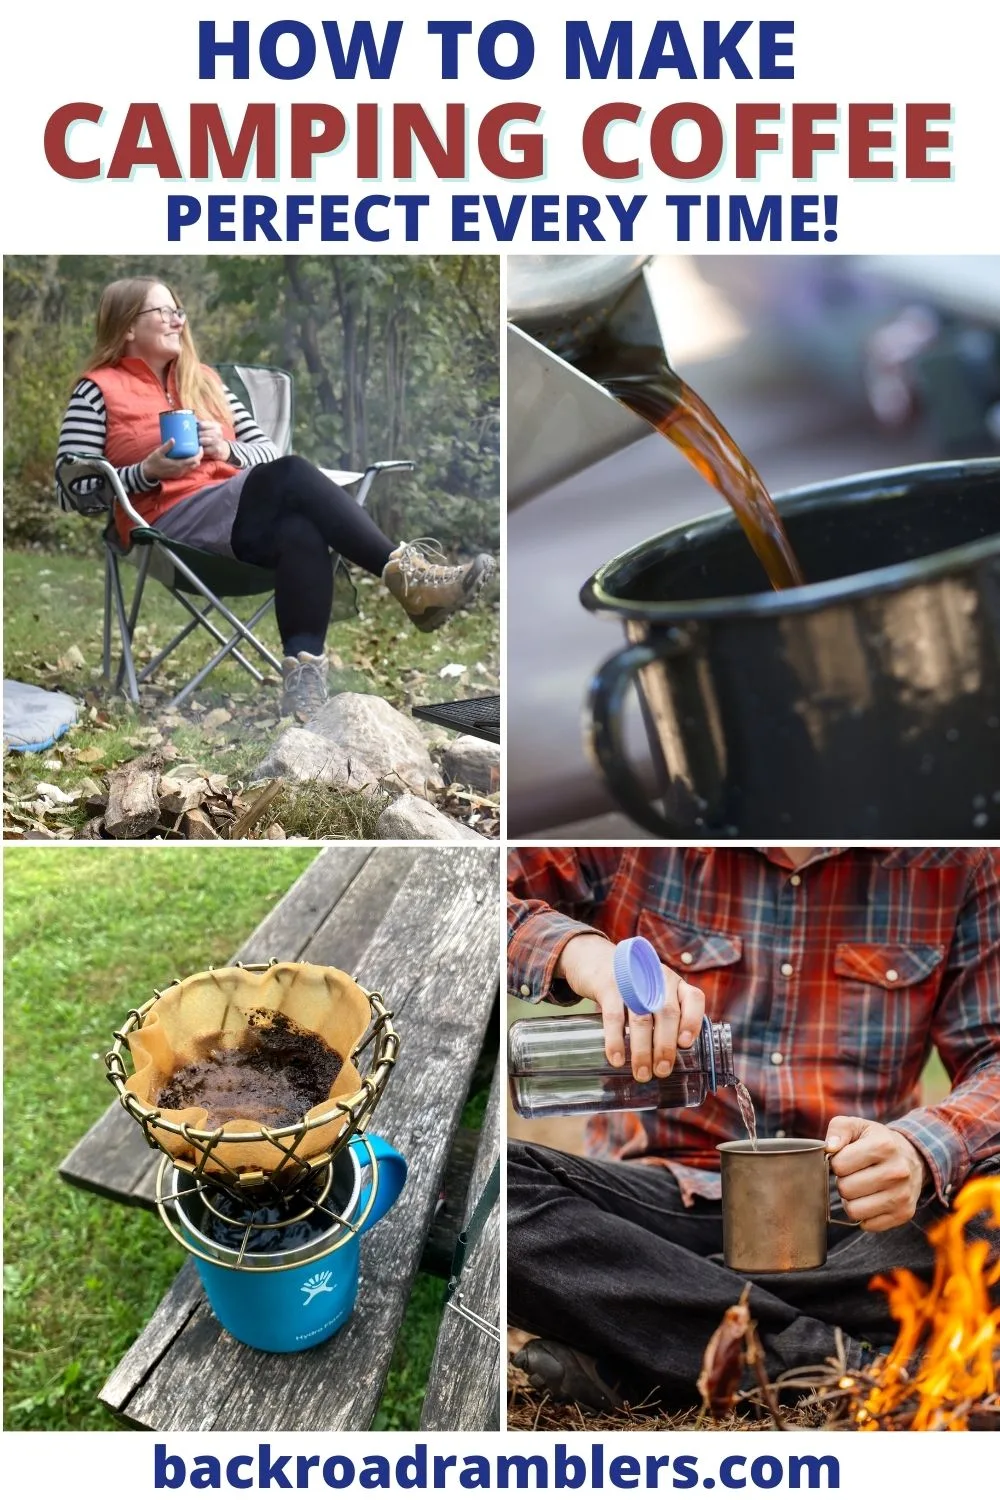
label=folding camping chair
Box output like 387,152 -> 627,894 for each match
55,363 -> 414,708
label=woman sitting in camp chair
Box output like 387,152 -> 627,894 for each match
56,276 -> 496,718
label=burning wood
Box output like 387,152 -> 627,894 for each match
853,1176 -> 1000,1430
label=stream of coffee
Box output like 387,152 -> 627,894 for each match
576,334 -> 807,591
734,1079 -> 759,1151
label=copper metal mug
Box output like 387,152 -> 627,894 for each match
718,1138 -> 829,1272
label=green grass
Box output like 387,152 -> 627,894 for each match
1,849 -> 453,1431
3,548 -> 499,837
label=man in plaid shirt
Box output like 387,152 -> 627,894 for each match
508,846 -> 1000,1410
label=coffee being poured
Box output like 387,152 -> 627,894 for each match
575,330 -> 806,592
526,306 -> 806,592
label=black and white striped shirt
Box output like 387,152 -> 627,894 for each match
56,379 -> 278,509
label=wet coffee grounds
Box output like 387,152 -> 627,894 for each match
157,1011 -> 343,1127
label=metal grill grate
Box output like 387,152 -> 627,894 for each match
412,695 -> 500,744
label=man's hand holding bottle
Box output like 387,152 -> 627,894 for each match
555,933 -> 706,1082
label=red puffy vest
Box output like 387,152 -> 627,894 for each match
82,357 -> 238,545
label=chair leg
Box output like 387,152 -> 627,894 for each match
102,550 -> 114,685
168,600 -> 276,709
107,551 -> 140,704
161,590 -> 269,684
124,546 -> 152,639
114,547 -> 151,696
157,544 -> 283,674
103,537 -> 282,706
135,613 -> 203,686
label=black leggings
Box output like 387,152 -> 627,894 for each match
230,455 -> 396,656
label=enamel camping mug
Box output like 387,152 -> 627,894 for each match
581,458 -> 1000,838
165,1132 -> 407,1352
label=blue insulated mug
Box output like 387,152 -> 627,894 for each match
159,408 -> 200,459
166,1133 -> 407,1353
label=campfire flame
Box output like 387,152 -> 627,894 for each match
857,1177 -> 1000,1430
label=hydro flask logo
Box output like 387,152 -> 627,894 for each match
301,1271 -> 335,1306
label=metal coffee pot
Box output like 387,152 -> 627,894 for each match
507,255 -> 666,509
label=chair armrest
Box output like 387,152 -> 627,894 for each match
318,467 -> 365,488
56,454 -> 147,528
355,458 -> 416,508
316,458 -> 417,507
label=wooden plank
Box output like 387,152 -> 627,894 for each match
60,847 -> 373,1205
231,845 -> 374,962
58,1096 -> 162,1208
98,1260 -> 205,1415
419,1066 -> 502,1432
104,846 -> 501,1432
299,845 -> 420,975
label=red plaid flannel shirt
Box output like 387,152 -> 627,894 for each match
508,847 -> 1000,1206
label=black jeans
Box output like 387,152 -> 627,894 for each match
231,455 -> 396,656
508,1141 -> 1000,1405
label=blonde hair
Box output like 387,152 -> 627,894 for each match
81,276 -> 230,424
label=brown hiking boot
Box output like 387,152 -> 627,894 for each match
382,539 -> 496,633
280,652 -> 329,721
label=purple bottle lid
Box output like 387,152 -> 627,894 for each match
612,936 -> 665,1016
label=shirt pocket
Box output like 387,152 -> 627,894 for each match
833,941 -> 944,1072
637,911 -> 742,976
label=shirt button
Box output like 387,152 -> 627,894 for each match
780,962 -> 794,977
680,951 -> 694,965
770,1051 -> 784,1065
775,1128 -> 787,1138
885,968 -> 899,983
789,874 -> 801,887
519,984 -> 531,996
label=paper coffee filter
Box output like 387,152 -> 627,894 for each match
126,962 -> 370,1176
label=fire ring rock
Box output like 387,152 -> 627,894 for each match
375,793 -> 489,842
255,693 -> 440,799
440,734 -> 500,795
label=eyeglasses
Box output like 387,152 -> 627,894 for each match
138,306 -> 187,324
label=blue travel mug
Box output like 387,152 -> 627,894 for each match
159,408 -> 200,459
166,1133 -> 408,1353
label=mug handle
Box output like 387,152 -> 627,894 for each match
351,1131 -> 408,1233
588,641 -> 698,839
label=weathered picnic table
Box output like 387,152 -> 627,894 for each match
60,845 -> 502,1432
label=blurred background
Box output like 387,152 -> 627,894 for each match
508,254 -> 1000,837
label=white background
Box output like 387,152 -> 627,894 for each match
6,1429 -> 1000,1495
3,1 -> 999,253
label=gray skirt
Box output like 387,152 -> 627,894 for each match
151,470 -> 252,558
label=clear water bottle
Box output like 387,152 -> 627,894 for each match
508,937 -> 735,1119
